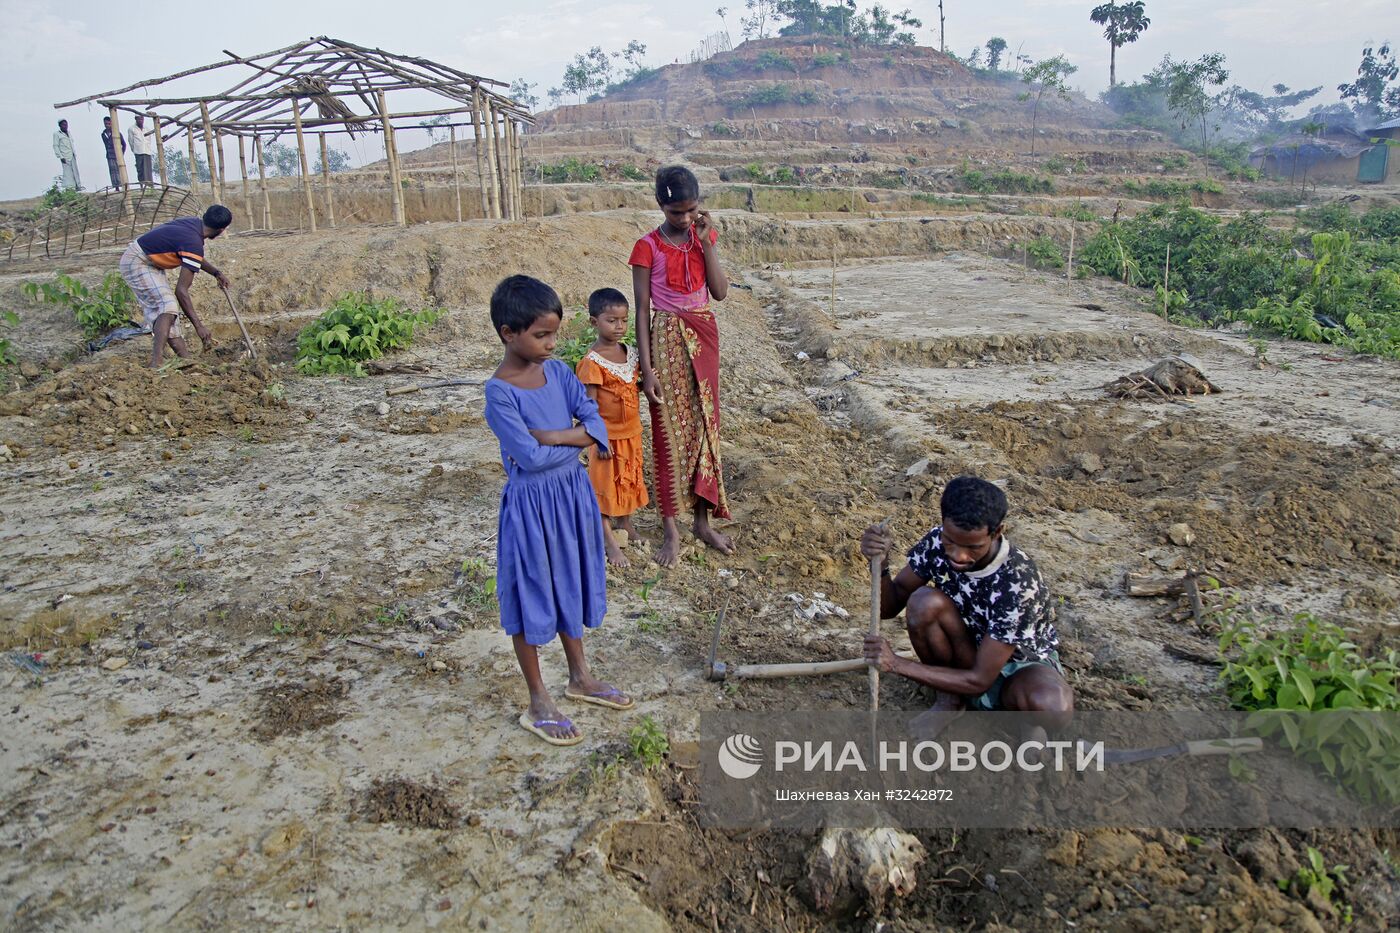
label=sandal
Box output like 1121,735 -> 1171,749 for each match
563,686 -> 635,711
518,711 -> 583,746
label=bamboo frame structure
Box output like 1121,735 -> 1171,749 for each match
55,37 -> 532,230
319,132 -> 336,227
237,135 -> 253,230
449,125 -> 462,223
153,114 -> 168,188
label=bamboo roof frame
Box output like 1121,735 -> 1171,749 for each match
54,36 -> 533,226
54,36 -> 532,141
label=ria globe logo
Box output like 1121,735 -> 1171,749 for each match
717,733 -> 763,779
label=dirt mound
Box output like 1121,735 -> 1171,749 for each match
252,675 -> 348,740
361,777 -> 460,829
935,400 -> 1400,583
0,352 -> 295,455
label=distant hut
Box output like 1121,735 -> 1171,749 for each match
1358,117 -> 1400,184
1249,120 -> 1382,185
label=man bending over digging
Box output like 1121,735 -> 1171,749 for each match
119,205 -> 233,368
861,475 -> 1073,728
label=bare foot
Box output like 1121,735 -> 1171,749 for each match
910,692 -> 965,740
526,697 -> 579,741
655,522 -> 681,567
605,539 -> 631,568
618,515 -> 638,539
694,522 -> 735,555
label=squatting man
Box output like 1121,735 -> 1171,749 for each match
861,475 -> 1075,734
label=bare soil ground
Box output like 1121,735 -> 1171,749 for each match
2,211 -> 1398,931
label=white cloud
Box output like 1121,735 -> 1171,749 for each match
0,0 -> 109,70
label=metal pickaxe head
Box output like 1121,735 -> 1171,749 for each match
706,659 -> 729,682
705,600 -> 729,681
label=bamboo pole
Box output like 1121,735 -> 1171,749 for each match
153,115 -> 167,188
494,109 -> 512,220
214,130 -> 227,203
237,135 -> 253,230
199,103 -> 221,203
377,91 -> 405,226
449,124 -> 463,222
186,130 -> 199,196
292,101 -> 317,231
511,120 -> 525,220
319,132 -> 336,227
1162,243 -> 1171,317
470,88 -> 490,218
107,106 -> 132,211
1066,223 -> 1076,280
254,135 -> 272,229
481,97 -> 502,219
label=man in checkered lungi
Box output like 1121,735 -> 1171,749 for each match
119,205 -> 233,368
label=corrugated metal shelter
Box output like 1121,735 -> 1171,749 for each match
1359,117 -> 1400,184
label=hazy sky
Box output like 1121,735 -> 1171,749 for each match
1,0 -> 1391,200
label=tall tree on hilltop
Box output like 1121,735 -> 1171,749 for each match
985,37 -> 1008,71
1090,1 -> 1150,87
1155,52 -> 1229,153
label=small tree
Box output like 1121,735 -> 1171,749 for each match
547,86 -> 565,108
742,0 -> 782,39
162,150 -> 210,187
986,36 -> 1008,71
260,142 -> 303,177
1338,43 -> 1400,121
422,115 -> 450,143
1089,1 -> 1150,87
1020,55 -> 1078,156
312,147 -> 351,174
1159,52 -> 1230,153
509,79 -> 540,110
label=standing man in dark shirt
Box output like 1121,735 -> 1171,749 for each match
102,117 -> 127,190
861,475 -> 1074,724
118,206 -> 233,367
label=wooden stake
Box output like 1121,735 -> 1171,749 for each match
493,106 -> 512,219
237,135 -> 252,230
1066,223 -> 1075,280
481,98 -> 502,219
186,130 -> 199,196
449,124 -> 463,222
512,121 -> 525,220
830,247 -> 837,317
153,114 -> 167,188
292,101 -> 317,231
1163,243 -> 1171,317
377,91 -> 405,226
470,88 -> 489,219
319,132 -> 336,228
108,106 -> 132,212
868,519 -> 890,713
199,103 -> 220,204
254,136 -> 272,229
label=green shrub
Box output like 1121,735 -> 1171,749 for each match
23,272 -> 134,338
628,715 -> 669,769
1219,611 -> 1400,804
812,52 -> 840,67
756,50 -> 796,72
1278,847 -> 1352,922
0,310 -> 18,379
772,166 -> 797,184
541,158 -> 601,183
619,164 -> 648,181
1251,189 -> 1310,209
710,122 -> 736,136
956,166 -> 1054,194
735,84 -> 792,107
295,294 -> 443,376
1160,152 -> 1191,172
1024,236 -> 1064,269
553,310 -> 637,369
1059,202 -> 1097,223
1120,177 -> 1224,199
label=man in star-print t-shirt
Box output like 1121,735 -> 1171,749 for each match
862,475 -> 1074,719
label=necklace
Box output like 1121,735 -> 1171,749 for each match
656,225 -> 693,252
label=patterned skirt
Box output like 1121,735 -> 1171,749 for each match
648,306 -> 730,519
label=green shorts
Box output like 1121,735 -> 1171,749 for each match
968,650 -> 1064,712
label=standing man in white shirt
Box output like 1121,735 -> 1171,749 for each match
53,119 -> 81,191
129,115 -> 156,189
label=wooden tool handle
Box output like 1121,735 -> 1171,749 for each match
1184,737 -> 1263,757
737,651 -> 916,680
385,384 -> 423,396
868,519 -> 890,713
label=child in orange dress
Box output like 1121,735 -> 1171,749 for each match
575,288 -> 649,568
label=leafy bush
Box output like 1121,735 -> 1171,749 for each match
1024,236 -> 1064,269
0,310 -> 18,377
732,82 -> 818,108
1219,611 -> 1400,804
955,165 -> 1054,194
554,310 -> 636,369
756,50 -> 796,72
1059,202 -> 1097,223
628,715 -> 669,769
1278,847 -> 1352,922
295,294 -> 443,376
1120,177 -> 1224,199
619,164 -> 649,181
812,52 -> 840,67
541,158 -> 601,182
710,122 -> 736,136
23,273 -> 134,338
1251,189 -> 1310,209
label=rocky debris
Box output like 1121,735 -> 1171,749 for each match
1105,356 -> 1221,400
1072,452 -> 1103,475
806,826 -> 926,915
101,657 -> 129,671
1167,523 -> 1196,547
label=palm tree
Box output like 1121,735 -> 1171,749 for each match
1090,2 -> 1150,87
